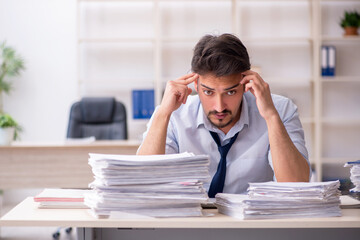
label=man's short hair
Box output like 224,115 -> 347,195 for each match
191,33 -> 251,77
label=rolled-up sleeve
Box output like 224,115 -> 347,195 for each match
268,97 -> 312,180
138,106 -> 179,154
165,116 -> 179,154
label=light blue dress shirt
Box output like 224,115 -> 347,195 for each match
141,92 -> 310,194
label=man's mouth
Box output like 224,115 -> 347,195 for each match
209,110 -> 231,120
214,113 -> 228,120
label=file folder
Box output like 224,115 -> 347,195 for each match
132,90 -> 141,119
328,46 -> 336,76
321,45 -> 336,77
321,46 -> 328,76
132,89 -> 155,119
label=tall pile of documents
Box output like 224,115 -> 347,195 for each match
216,181 -> 341,219
85,152 -> 210,218
345,160 -> 360,193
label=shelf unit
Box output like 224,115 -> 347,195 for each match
77,0 -> 360,181
316,0 -> 360,182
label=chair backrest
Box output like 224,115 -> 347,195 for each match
66,97 -> 127,140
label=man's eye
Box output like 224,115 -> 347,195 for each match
227,90 -> 236,96
204,90 -> 213,96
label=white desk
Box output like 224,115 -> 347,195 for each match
0,140 -> 140,189
1,198 -> 360,240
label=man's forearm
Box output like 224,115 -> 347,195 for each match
137,109 -> 171,155
266,113 -> 310,182
137,73 -> 197,155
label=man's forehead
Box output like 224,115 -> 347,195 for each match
198,73 -> 242,88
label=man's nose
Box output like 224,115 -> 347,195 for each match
214,95 -> 226,113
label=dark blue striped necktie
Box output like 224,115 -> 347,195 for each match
208,131 -> 239,198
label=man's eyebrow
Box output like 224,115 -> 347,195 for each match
224,83 -> 240,91
200,83 -> 215,91
200,83 -> 240,91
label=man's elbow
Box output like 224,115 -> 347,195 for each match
277,165 -> 310,182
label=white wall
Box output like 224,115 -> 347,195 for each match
0,0 -> 78,142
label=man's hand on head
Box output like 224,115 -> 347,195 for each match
158,73 -> 198,117
240,70 -> 278,121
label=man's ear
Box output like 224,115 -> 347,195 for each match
194,77 -> 199,93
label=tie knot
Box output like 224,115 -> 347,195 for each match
209,131 -> 240,158
209,131 -> 239,152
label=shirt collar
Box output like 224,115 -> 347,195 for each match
196,95 -> 250,138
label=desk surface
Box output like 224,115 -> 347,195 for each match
0,140 -> 141,189
1,197 -> 360,229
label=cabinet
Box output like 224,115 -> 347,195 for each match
77,0 -> 360,181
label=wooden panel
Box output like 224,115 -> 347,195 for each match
0,141 -> 140,189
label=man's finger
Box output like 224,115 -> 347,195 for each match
244,82 -> 254,93
240,76 -> 253,85
184,73 -> 198,84
177,72 -> 197,81
174,73 -> 198,85
183,87 -> 192,104
241,74 -> 261,85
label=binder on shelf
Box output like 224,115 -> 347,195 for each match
132,90 -> 141,119
145,89 -> 154,117
132,89 -> 155,119
321,46 -> 328,76
328,46 -> 336,76
321,45 -> 336,77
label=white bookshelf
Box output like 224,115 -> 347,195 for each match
77,0 -> 360,181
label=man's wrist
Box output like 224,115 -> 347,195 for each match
264,111 -> 281,124
156,107 -> 173,121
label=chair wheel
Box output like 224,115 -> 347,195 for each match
65,227 -> 73,234
52,231 -> 60,239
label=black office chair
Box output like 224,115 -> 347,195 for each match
67,97 -> 127,140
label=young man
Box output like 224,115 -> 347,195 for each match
137,33 -> 310,196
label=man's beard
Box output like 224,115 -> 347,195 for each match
207,110 -> 233,129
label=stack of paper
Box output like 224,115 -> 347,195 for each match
344,160 -> 360,193
85,152 -> 210,218
216,181 -> 341,219
34,188 -> 91,209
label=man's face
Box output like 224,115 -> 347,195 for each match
194,73 -> 244,134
